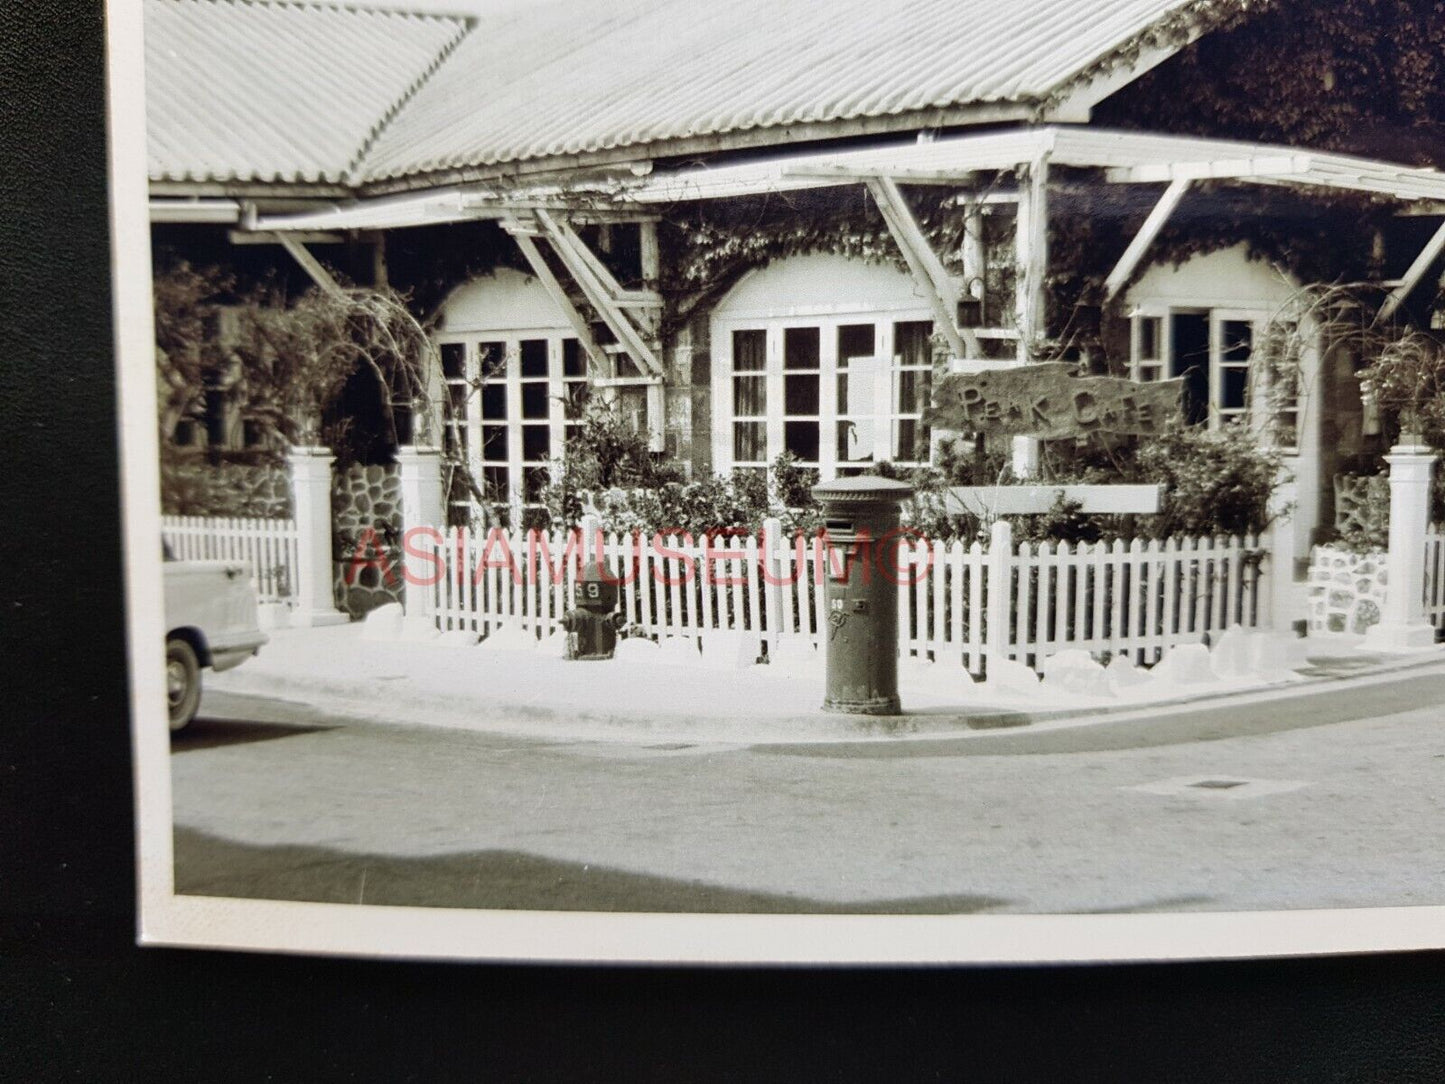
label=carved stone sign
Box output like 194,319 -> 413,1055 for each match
925,363 -> 1183,439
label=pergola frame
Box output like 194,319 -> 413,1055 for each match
189,125 -> 1445,475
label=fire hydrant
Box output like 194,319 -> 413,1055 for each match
562,562 -> 626,660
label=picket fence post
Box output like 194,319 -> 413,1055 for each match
985,519 -> 1013,666
286,446 -> 348,627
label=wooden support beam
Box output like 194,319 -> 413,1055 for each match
1014,153 -> 1050,360
504,218 -> 609,375
864,177 -> 978,359
786,166 -> 983,187
1104,178 -> 1191,301
278,236 -> 344,299
639,220 -> 660,284
536,210 -> 664,377
1377,219 -> 1445,323
228,230 -> 346,245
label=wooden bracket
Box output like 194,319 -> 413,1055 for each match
864,176 -> 979,359
535,209 -> 664,377
278,236 -> 344,299
503,214 -> 609,376
1105,178 -> 1191,301
1377,218 -> 1445,324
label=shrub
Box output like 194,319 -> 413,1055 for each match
1136,423 -> 1283,539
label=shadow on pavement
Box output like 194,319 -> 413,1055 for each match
171,718 -> 335,752
173,827 -> 1010,915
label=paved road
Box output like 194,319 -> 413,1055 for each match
170,673 -> 1445,914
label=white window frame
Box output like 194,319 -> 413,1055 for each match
434,330 -> 585,524
712,304 -> 935,478
1130,305 -> 1289,446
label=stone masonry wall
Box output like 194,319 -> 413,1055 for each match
331,464 -> 404,618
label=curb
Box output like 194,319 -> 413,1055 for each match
208,643 -> 1445,746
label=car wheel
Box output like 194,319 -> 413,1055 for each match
166,637 -> 202,731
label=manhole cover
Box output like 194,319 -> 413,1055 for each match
1126,776 -> 1310,800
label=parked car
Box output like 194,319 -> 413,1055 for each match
162,542 -> 267,730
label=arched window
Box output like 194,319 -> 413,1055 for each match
709,254 -> 937,479
434,270 -> 589,524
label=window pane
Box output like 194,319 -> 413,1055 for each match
1221,367 -> 1249,410
521,381 -> 550,420
894,419 -> 930,461
482,466 -> 509,501
838,324 -> 875,364
441,342 -> 465,379
563,381 -> 589,420
562,338 -> 585,377
481,425 -> 508,460
1221,321 -> 1253,363
733,329 -> 766,372
478,341 -> 506,381
784,373 -> 819,416
733,421 -> 766,462
523,466 -> 550,501
837,418 -> 875,463
522,424 -> 551,462
784,420 -> 820,462
894,321 -> 933,366
784,327 -> 820,370
1138,316 -> 1161,361
896,368 -> 932,414
838,356 -> 880,416
520,339 -> 548,378
448,383 -> 468,416
734,374 -> 766,416
481,383 -> 507,420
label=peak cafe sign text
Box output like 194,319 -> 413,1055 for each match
925,363 -> 1183,439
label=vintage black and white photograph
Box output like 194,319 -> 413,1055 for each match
116,0 -> 1445,963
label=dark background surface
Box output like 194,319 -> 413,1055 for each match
4,0 -> 1445,1078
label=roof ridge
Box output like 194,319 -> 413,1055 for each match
343,10 -> 475,182
156,0 -> 473,25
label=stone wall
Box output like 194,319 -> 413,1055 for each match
161,459 -> 292,518
331,464 -> 404,618
1306,545 -> 1387,636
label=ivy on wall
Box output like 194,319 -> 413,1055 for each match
1096,0 -> 1445,163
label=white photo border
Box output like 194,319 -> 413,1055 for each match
111,0 -> 1445,965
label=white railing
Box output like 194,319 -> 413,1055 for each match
424,520 -> 1264,675
1425,524 -> 1445,628
162,514 -> 300,604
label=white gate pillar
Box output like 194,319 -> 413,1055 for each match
397,445 -> 446,635
1364,442 -> 1440,652
1266,475 -> 1300,632
287,447 -> 349,627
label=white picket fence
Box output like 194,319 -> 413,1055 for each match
424,520 -> 1264,675
161,515 -> 300,603
1425,524 -> 1445,628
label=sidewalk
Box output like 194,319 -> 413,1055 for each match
206,619 -> 1445,745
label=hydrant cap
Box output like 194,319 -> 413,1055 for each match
811,475 -> 915,506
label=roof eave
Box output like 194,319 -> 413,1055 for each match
353,99 -> 1044,197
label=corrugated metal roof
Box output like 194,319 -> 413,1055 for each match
146,0 -> 471,184
358,0 -> 1210,183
